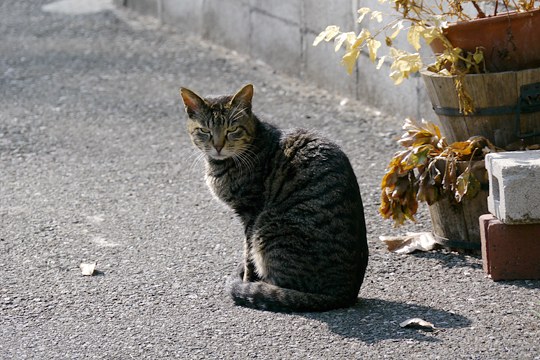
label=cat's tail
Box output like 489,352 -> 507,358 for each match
226,278 -> 357,312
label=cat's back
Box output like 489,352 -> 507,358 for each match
279,128 -> 342,163
262,127 -> 366,242
266,128 -> 363,207
255,127 -> 367,299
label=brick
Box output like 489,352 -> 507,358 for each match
485,150 -> 540,224
480,214 -> 540,281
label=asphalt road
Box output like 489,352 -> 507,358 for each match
1,1 -> 539,359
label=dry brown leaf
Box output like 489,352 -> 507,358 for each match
379,232 -> 439,254
380,118 -> 499,226
399,318 -> 436,331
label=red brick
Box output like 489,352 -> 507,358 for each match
480,214 -> 540,281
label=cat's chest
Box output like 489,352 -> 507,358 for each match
205,167 -> 265,220
205,171 -> 257,202
205,173 -> 230,201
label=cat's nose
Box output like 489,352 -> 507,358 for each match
214,144 -> 224,154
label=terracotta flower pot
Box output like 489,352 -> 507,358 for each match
430,9 -> 540,72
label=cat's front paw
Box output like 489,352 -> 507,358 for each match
234,262 -> 245,280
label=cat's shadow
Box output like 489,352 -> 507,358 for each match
301,297 -> 471,343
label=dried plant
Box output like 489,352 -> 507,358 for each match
314,0 -> 538,114
379,118 -> 500,225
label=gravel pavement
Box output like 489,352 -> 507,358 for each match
1,1 -> 539,359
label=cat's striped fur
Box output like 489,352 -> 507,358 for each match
180,84 -> 368,312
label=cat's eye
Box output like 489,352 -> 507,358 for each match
197,128 -> 211,135
226,126 -> 243,139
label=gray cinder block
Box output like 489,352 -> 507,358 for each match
485,150 -> 540,224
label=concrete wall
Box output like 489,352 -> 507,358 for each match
118,0 -> 433,119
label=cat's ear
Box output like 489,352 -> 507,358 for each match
230,84 -> 253,109
180,87 -> 207,117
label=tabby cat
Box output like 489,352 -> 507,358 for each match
180,84 -> 368,312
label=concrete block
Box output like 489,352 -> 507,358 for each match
485,150 -> 540,224
202,0 -> 251,55
303,1 -> 355,35
304,40 -> 357,97
303,1 -> 357,98
125,0 -> 158,17
480,214 -> 540,281
250,10 -> 302,75
250,0 -> 301,25
358,58 -> 423,119
162,0 -> 204,33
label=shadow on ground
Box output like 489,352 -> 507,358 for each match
304,297 -> 471,344
411,251 -> 483,269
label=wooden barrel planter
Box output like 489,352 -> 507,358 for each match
421,67 -> 540,148
428,158 -> 489,252
422,68 -> 540,251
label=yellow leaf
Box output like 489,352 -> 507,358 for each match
390,70 -> 406,85
389,20 -> 404,40
371,11 -> 383,23
342,48 -> 360,74
335,32 -> 358,51
313,25 -> 340,46
473,51 -> 484,64
357,8 -> 371,23
444,47 -> 463,64
344,32 -> 358,50
420,26 -> 441,45
455,169 -> 479,202
353,28 -> 371,48
439,68 -> 451,76
388,49 -> 422,84
376,55 -> 387,69
431,15 -> 448,29
407,25 -> 423,51
345,29 -> 371,53
367,39 -> 381,63
334,32 -> 349,52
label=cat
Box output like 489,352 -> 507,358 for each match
180,84 -> 368,312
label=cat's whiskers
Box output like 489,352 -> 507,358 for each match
231,154 -> 245,178
187,150 -> 207,174
232,144 -> 258,177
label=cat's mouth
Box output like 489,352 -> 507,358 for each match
210,154 -> 229,160
207,148 -> 231,161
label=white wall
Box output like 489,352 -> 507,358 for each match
119,0 -> 434,119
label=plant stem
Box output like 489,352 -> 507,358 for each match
471,1 -> 486,18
